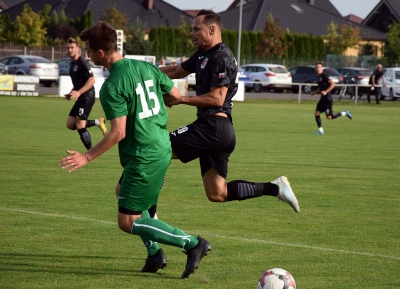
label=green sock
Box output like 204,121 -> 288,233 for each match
131,217 -> 198,251
140,210 -> 160,256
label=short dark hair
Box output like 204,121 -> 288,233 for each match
67,37 -> 79,47
195,9 -> 223,30
79,21 -> 118,54
315,61 -> 324,66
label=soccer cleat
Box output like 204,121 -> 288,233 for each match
98,117 -> 107,136
181,236 -> 211,278
314,131 -> 324,135
272,176 -> 300,213
139,248 -> 168,273
344,110 -> 352,120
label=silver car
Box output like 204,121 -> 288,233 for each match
0,55 -> 59,87
57,57 -> 109,78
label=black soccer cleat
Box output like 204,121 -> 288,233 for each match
181,236 -> 211,278
139,248 -> 168,273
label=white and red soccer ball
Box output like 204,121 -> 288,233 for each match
257,268 -> 296,289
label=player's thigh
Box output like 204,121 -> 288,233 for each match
119,161 -> 169,212
71,96 -> 95,120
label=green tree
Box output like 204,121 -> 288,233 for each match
384,22 -> 400,64
124,17 -> 153,55
325,21 -> 361,55
13,4 -> 47,47
256,14 -> 290,58
100,5 -> 127,29
0,14 -> 13,43
222,30 -> 229,44
148,26 -> 159,55
47,10 -> 78,42
286,33 -> 296,59
166,26 -> 176,56
158,26 -> 168,57
175,16 -> 194,57
228,30 -> 238,57
240,31 -> 252,64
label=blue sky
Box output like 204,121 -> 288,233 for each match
164,0 -> 380,19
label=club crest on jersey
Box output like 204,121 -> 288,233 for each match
73,65 -> 78,72
201,57 -> 209,69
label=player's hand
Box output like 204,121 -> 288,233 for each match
59,150 -> 89,173
321,90 -> 327,96
64,94 -> 71,100
70,91 -> 81,101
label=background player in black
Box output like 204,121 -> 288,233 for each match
159,10 -> 300,213
367,64 -> 386,104
310,62 -> 352,135
65,37 -> 107,150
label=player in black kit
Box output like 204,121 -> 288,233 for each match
310,62 -> 353,135
65,37 -> 107,150
159,10 -> 300,212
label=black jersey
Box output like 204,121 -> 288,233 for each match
317,72 -> 333,101
369,69 -> 384,84
181,43 -> 238,119
69,56 -> 95,96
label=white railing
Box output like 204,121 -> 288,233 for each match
243,81 -> 395,105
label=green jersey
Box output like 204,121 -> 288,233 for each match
100,58 -> 174,168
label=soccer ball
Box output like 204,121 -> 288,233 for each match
257,268 -> 296,289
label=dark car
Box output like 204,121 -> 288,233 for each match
289,65 -> 344,94
335,67 -> 372,98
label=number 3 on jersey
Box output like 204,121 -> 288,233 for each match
136,79 -> 161,119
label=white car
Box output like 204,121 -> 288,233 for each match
381,67 -> 400,101
240,63 -> 292,93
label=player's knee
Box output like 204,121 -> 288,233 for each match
66,123 -> 75,130
326,115 -> 332,120
118,219 -> 132,234
205,189 -> 227,202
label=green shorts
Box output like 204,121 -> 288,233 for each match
118,159 -> 170,212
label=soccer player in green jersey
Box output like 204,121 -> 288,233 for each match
59,21 -> 211,279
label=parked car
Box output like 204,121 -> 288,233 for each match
381,67 -> 400,101
0,63 -> 8,74
289,65 -> 343,94
0,55 -> 58,87
186,68 -> 252,91
335,67 -> 372,97
238,67 -> 252,91
240,63 -> 292,92
56,57 -> 109,78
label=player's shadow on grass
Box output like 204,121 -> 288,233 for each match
0,253 -> 180,279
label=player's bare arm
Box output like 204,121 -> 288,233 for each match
163,86 -> 181,107
169,86 -> 227,107
69,76 -> 95,100
159,64 -> 190,79
60,116 -> 126,172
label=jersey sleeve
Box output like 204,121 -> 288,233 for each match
181,51 -> 199,73
99,82 -> 128,121
210,52 -> 236,88
151,64 -> 175,95
82,58 -> 94,78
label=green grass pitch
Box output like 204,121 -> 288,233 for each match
0,95 -> 399,288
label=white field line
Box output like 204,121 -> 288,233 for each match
2,207 -> 399,261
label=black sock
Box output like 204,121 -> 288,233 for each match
332,113 -> 341,119
78,128 -> 92,150
227,180 -> 278,201
315,115 -> 322,127
86,120 -> 96,128
148,204 -> 157,218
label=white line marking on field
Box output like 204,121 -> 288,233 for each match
2,207 -> 399,261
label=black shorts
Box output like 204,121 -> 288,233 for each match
69,93 -> 95,120
316,96 -> 333,116
170,115 -> 236,178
